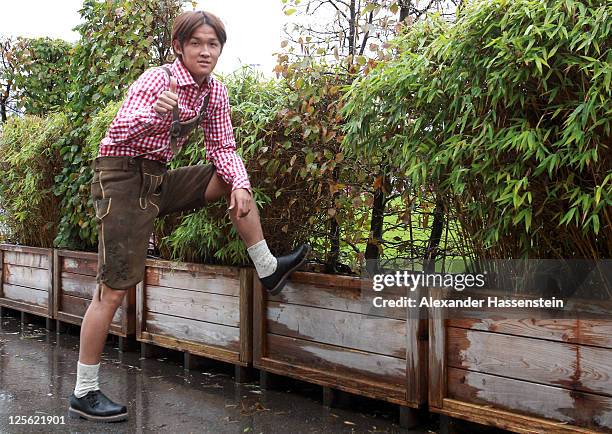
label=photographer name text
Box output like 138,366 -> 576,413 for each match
372,296 -> 564,308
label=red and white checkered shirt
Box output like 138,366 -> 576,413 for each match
99,58 -> 251,193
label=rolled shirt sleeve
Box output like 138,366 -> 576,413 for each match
202,84 -> 252,194
107,68 -> 171,143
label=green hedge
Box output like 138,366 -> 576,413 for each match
0,113 -> 67,247
343,0 -> 611,259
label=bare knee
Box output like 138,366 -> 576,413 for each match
205,172 -> 233,203
98,283 -> 130,308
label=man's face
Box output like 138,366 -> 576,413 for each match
174,24 -> 222,85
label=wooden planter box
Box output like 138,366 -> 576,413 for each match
253,271 -> 428,409
136,258 -> 253,367
53,249 -> 135,337
0,244 -> 54,319
428,288 -> 612,434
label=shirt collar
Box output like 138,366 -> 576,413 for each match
171,58 -> 213,91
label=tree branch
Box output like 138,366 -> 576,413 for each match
358,10 -> 374,55
323,0 -> 349,21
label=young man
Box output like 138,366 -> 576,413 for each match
68,10 -> 309,422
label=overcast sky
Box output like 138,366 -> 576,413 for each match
0,0 -> 285,76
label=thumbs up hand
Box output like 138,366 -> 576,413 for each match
153,76 -> 179,115
169,76 -> 178,94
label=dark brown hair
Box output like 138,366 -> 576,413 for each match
171,11 -> 227,57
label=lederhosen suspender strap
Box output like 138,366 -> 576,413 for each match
132,66 -> 211,159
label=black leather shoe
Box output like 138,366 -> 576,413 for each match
68,390 -> 128,422
260,244 -> 310,295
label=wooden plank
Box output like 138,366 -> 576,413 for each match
269,275 -> 406,320
145,266 -> 240,297
447,367 -> 612,431
136,281 -> 144,340
258,357 -> 410,406
270,278 -> 362,311
406,322 -> 427,405
439,398 -> 601,434
4,263 -> 51,291
59,294 -> 122,324
145,285 -> 239,327
144,311 -> 240,352
138,330 -> 241,364
266,301 -> 407,358
0,298 -> 48,317
46,250 -> 53,318
253,274 -> 265,364
449,317 -> 612,349
0,249 -> 4,299
429,287 -> 449,409
580,321 -> 612,349
144,258 -> 239,277
2,250 -> 49,269
53,250 -> 60,319
61,256 -> 97,277
56,311 -> 126,336
417,335 -> 428,406
239,268 -> 253,365
0,244 -> 52,256
2,283 -> 48,307
284,270 -> 363,289
453,288 -> 612,317
406,283 -> 427,405
447,326 -> 612,397
448,317 -> 572,341
59,272 -> 97,299
122,281 -> 136,335
266,333 -> 406,387
55,249 -> 97,261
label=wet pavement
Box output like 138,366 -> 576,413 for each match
0,312 -> 441,434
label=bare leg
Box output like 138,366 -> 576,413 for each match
78,173 -> 256,365
78,283 -> 129,364
204,172 -> 264,248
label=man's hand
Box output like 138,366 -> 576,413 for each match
153,76 -> 178,115
228,188 -> 252,219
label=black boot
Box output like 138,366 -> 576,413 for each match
68,390 -> 128,422
260,244 -> 310,295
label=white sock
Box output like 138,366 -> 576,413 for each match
247,239 -> 277,278
74,361 -> 100,398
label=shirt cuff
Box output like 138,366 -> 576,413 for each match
232,182 -> 252,196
